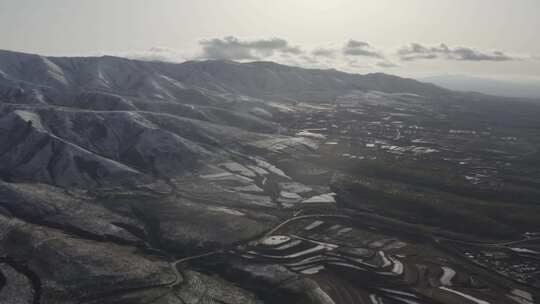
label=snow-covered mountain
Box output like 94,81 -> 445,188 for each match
0,49 -> 454,188
0,49 -> 451,103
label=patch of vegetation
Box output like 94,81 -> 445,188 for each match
333,171 -> 540,240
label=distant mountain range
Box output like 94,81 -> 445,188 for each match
0,49 -> 453,103
421,74 -> 540,100
1,49 -> 538,188
0,49 -> 455,187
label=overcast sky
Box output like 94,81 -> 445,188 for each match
1,0 -> 539,81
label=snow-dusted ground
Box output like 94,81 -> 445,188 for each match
220,162 -> 257,177
296,130 -> 327,140
304,220 -> 325,231
390,258 -> 404,275
250,137 -> 318,153
510,248 -> 540,254
279,191 -> 303,200
278,182 -> 312,194
252,157 -> 291,179
440,267 -> 456,286
439,287 -> 490,304
303,193 -> 336,204
507,289 -> 534,304
207,206 -> 246,216
261,236 -> 291,246
233,184 -> 265,193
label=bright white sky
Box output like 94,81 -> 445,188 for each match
1,0 -> 539,80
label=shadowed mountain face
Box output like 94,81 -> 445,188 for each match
1,50 -> 540,304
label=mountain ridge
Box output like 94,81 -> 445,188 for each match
0,48 -> 452,100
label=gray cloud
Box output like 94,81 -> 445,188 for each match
281,46 -> 303,55
346,59 -> 371,70
343,40 -> 384,58
111,47 -> 188,63
199,36 -> 303,60
312,48 -> 337,58
376,61 -> 398,68
398,43 -> 515,61
299,55 -> 319,64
